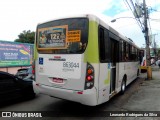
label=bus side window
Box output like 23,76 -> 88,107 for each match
125,53 -> 129,61
99,26 -> 110,62
119,40 -> 123,62
122,41 -> 127,61
99,27 -> 105,61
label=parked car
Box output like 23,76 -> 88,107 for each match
15,67 -> 34,80
0,71 -> 35,103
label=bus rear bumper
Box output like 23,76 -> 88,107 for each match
34,84 -> 98,106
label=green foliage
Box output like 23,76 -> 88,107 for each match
14,30 -> 35,44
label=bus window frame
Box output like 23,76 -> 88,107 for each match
36,18 -> 89,54
98,25 -> 110,63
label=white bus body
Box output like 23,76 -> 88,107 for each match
34,14 -> 140,106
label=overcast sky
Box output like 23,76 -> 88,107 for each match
1,0 -> 160,47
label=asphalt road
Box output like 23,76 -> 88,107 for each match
0,77 -> 144,120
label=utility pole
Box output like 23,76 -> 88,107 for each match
143,0 -> 152,79
152,34 -> 158,59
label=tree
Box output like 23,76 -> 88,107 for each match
14,30 -> 35,44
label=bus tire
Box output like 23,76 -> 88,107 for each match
120,78 -> 126,95
137,69 -> 139,77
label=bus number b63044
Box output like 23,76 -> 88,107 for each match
63,62 -> 79,68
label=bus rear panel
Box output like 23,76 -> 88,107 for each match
34,16 -> 98,106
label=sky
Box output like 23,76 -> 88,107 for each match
0,0 -> 160,47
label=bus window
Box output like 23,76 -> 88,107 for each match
37,18 -> 89,54
99,26 -> 110,62
122,41 -> 127,61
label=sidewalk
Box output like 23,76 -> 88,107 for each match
122,65 -> 160,111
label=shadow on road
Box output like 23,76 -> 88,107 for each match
0,95 -> 37,108
41,77 -> 144,117
0,77 -> 145,117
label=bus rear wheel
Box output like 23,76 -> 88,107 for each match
120,79 -> 126,94
137,69 -> 139,77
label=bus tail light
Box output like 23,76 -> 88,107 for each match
86,75 -> 93,81
85,63 -> 94,89
32,69 -> 35,74
87,68 -> 93,74
32,62 -> 35,74
32,61 -> 35,80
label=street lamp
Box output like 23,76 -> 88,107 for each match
111,17 -> 136,23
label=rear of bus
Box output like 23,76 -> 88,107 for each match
34,15 -> 99,106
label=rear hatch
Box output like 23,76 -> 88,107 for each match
36,17 -> 89,90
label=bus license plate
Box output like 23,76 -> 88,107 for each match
52,78 -> 63,83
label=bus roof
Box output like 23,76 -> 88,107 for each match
36,14 -> 139,49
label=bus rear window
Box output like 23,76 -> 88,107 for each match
36,18 -> 88,54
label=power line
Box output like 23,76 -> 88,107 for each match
127,0 -> 144,31
123,0 -> 132,13
129,0 -> 144,30
124,0 -> 133,12
124,0 -> 144,31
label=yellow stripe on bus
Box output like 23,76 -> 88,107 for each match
84,21 -> 99,63
104,70 -> 110,85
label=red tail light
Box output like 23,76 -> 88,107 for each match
32,62 -> 35,74
86,75 -> 93,81
32,69 -> 35,74
85,63 -> 94,89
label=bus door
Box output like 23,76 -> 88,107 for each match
109,35 -> 119,94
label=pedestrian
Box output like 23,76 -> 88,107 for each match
151,58 -> 154,65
